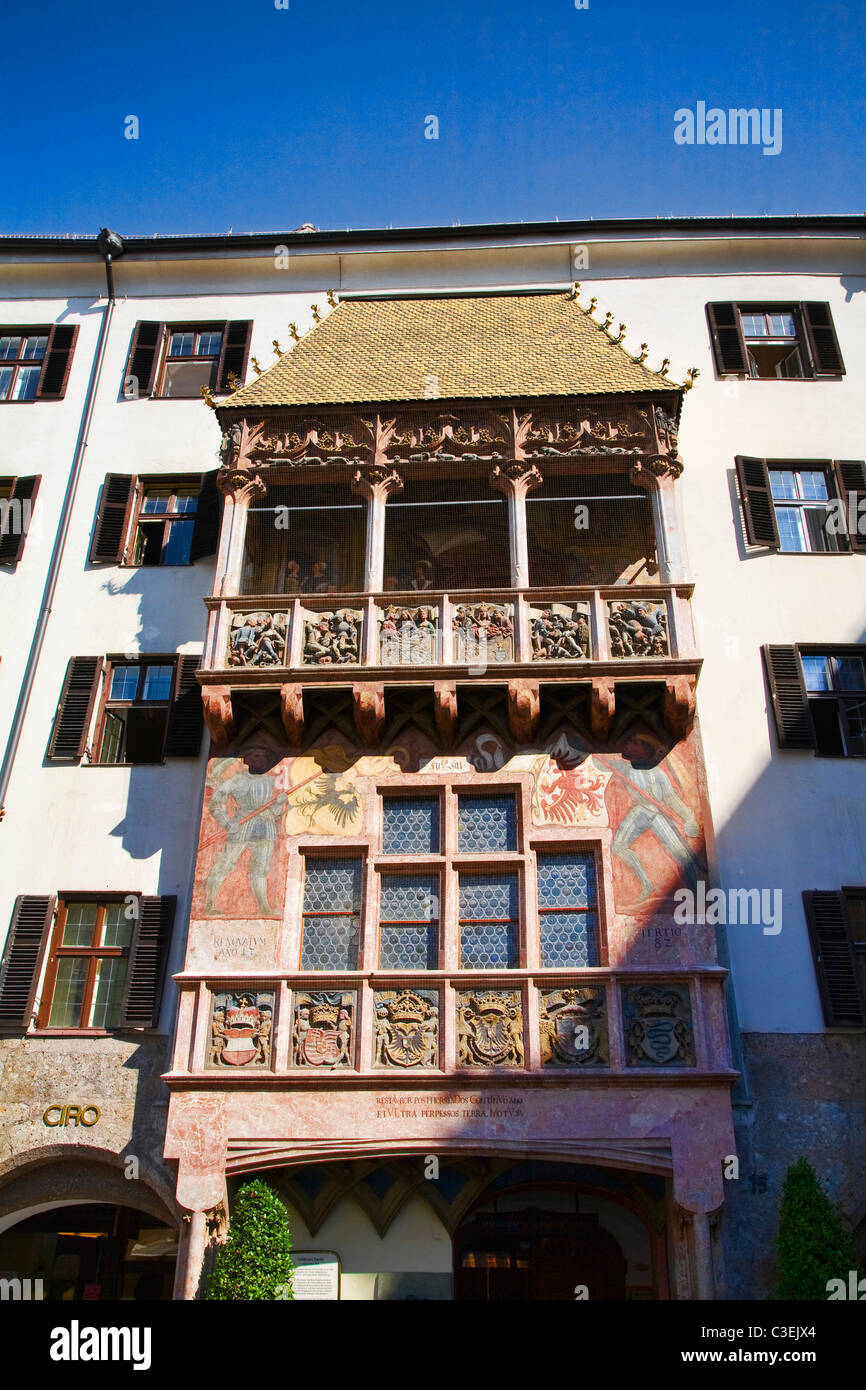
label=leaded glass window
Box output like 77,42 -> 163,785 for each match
382,795 -> 440,855
537,851 -> 599,968
459,873 -> 519,968
379,874 -> 439,969
301,858 -> 362,970
457,794 -> 517,853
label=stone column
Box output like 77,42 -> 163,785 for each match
629,457 -> 686,584
351,465 -> 403,592
691,1210 -> 715,1300
174,1209 -> 208,1300
490,463 -> 542,589
216,469 -> 266,597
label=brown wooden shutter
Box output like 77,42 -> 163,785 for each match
120,895 -> 176,1028
0,475 -> 40,566
803,890 -> 865,1026
47,657 -> 103,761
125,321 -> 165,398
762,645 -> 814,750
164,656 -> 204,757
189,470 -> 221,561
834,460 -> 866,554
89,473 -> 137,563
216,321 -> 252,392
735,457 -> 780,548
706,303 -> 748,375
0,896 -> 55,1028
37,324 -> 79,399
800,303 -> 845,377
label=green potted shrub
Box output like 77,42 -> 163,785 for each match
207,1179 -> 295,1300
776,1157 -> 854,1300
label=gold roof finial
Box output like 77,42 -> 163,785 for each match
637,343 -> 649,362
683,366 -> 701,390
602,311 -> 614,330
586,297 -> 597,315
311,303 -> 321,323
250,356 -> 263,376
272,339 -> 284,356
288,323 -> 300,342
327,289 -> 337,308
659,357 -> 671,377
567,282 -> 580,300
199,384 -> 218,411
615,322 -> 627,343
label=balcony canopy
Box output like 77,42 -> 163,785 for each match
223,290 -> 682,409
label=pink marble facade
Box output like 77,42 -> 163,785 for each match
165,717 -> 737,1297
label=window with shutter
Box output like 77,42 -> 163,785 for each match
0,475 -> 40,566
47,657 -> 103,761
803,890 -> 865,1028
164,655 -> 204,757
707,303 -> 844,379
90,474 -> 137,564
120,895 -> 176,1028
0,896 -> 55,1029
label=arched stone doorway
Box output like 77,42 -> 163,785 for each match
0,1203 -> 177,1301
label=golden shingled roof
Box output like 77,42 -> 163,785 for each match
223,291 -> 681,408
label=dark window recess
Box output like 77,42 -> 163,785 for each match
97,662 -> 175,765
803,890 -> 866,1028
91,471 -> 219,565
0,475 -> 40,566
0,896 -> 55,1028
90,475 -> 138,563
47,657 -> 104,761
800,651 -> 866,757
764,645 -> 866,757
163,656 -> 204,757
707,303 -> 844,379
0,324 -> 78,402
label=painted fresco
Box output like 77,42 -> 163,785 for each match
192,721 -> 708,936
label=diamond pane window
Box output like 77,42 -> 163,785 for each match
457,794 -> 517,853
537,852 -> 599,968
459,873 -> 519,968
379,874 -> 439,969
301,858 -> 362,970
382,795 -> 440,855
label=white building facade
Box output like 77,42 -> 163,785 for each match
0,216 -> 862,1299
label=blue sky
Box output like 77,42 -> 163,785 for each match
3,0 -> 863,235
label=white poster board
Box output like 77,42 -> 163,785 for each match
291,1251 -> 341,1300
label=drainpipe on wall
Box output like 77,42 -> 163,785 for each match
0,228 -> 124,820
